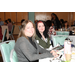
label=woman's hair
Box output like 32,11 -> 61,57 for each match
7,19 -> 11,22
64,21 -> 69,28
51,21 -> 54,25
36,20 -> 48,38
60,19 -> 64,24
45,20 -> 51,27
5,20 -> 8,24
21,19 -> 25,23
64,21 -> 67,24
18,20 -> 36,40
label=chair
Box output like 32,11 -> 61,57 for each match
1,25 -> 9,40
0,40 -> 15,62
0,29 -> 7,43
52,35 -> 68,47
10,49 -> 18,62
9,25 -> 15,40
18,25 -> 21,31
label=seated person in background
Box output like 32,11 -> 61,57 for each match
21,19 -> 25,26
45,20 -> 51,33
51,21 -> 55,29
7,19 -> 13,34
48,21 -> 56,38
14,20 -> 58,62
35,20 -> 53,50
0,18 -> 4,26
59,19 -> 64,29
71,21 -> 75,27
72,28 -> 75,35
21,19 -> 25,24
4,20 -> 8,25
62,21 -> 69,31
0,26 -> 3,41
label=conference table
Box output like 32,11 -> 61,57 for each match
39,47 -> 75,62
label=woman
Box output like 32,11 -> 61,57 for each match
14,20 -> 58,62
7,19 -> 12,33
45,20 -> 51,33
62,21 -> 69,31
35,20 -> 53,50
48,21 -> 56,38
59,19 -> 64,29
4,20 -> 8,25
51,13 -> 60,30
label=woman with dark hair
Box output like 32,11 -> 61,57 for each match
60,19 -> 64,28
20,19 -> 25,29
21,19 -> 25,24
51,13 -> 60,30
45,20 -> 51,33
35,20 -> 53,50
48,21 -> 56,38
62,21 -> 69,31
7,18 -> 12,33
4,20 -> 8,25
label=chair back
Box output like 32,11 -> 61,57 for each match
52,35 -> 68,47
0,40 -> 15,62
10,25 -> 15,35
2,29 -> 7,42
18,25 -> 21,30
10,49 -> 18,62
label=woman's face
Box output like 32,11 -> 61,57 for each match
37,22 -> 45,33
51,15 -> 55,19
65,22 -> 68,26
24,22 -> 35,37
52,23 -> 54,26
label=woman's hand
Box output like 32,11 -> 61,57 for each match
50,50 -> 58,58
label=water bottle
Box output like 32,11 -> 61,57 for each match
64,38 -> 72,62
61,28 -> 62,31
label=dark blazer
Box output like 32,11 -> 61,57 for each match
14,36 -> 53,62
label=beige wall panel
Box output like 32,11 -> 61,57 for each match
5,12 -> 11,20
11,12 -> 16,22
22,12 -> 28,20
0,12 -> 4,21
35,12 -> 69,21
16,12 -> 22,22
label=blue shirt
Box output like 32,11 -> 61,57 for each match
0,21 -> 4,26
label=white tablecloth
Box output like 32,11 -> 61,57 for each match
39,48 -> 75,62
51,35 -> 75,47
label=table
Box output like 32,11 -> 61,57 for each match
51,35 -> 68,47
51,35 -> 75,47
1,25 -> 9,40
39,47 -> 75,62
